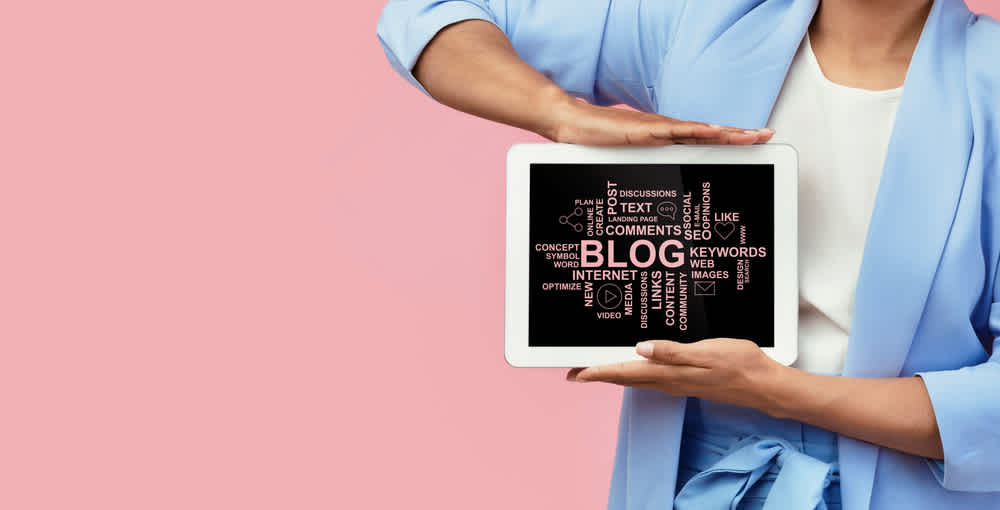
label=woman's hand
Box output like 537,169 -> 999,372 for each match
567,338 -> 790,415
545,93 -> 774,146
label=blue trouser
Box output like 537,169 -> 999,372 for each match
675,397 -> 841,510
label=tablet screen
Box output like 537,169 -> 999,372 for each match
529,163 -> 774,348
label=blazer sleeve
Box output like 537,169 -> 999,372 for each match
916,323 -> 1000,491
913,14 -> 1000,493
375,0 -> 687,111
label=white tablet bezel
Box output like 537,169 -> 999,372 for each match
505,143 -> 798,367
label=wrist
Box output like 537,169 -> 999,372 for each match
755,363 -> 805,420
534,84 -> 579,142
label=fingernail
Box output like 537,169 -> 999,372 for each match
708,124 -> 722,129
760,128 -> 775,135
743,129 -> 759,135
636,342 -> 654,357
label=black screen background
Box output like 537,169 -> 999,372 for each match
528,163 -> 775,347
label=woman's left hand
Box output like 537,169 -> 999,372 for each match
567,338 -> 792,416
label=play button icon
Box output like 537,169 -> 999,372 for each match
597,283 -> 623,310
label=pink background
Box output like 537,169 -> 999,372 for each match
1,1 -> 997,508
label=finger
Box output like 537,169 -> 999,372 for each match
672,137 -> 707,145
648,122 -> 722,141
659,129 -> 755,146
688,124 -> 728,138
699,133 -> 758,145
566,367 -> 585,381
679,135 -> 754,146
635,340 -> 709,367
693,123 -> 759,137
736,127 -> 775,145
623,128 -> 673,146
722,130 -> 762,145
575,361 -> 708,385
574,360 -> 661,383
643,119 -> 773,145
755,128 -> 775,144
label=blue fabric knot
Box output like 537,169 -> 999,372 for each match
674,435 -> 838,510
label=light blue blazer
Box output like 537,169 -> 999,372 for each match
377,0 -> 1000,508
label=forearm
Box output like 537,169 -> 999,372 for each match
763,368 -> 944,459
413,19 -> 571,140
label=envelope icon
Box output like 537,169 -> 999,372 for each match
693,280 -> 716,296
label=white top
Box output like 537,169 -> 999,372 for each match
766,35 -> 902,374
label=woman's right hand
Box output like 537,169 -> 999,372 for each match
545,93 -> 774,146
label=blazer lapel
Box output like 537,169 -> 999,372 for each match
840,1 -> 974,509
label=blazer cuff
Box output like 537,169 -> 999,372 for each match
376,2 -> 497,98
916,362 -> 1000,492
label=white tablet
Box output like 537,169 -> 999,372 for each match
505,143 -> 798,367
